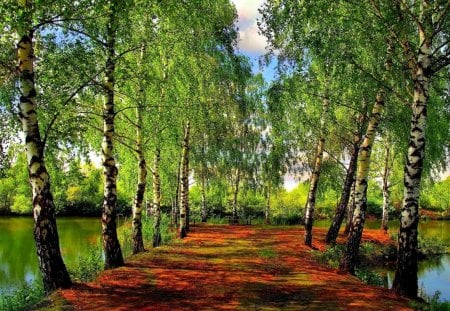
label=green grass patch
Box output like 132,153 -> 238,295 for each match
258,248 -> 277,259
0,281 -> 44,311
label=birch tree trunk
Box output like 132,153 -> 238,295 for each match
101,0 -> 123,269
381,144 -> 391,233
131,45 -> 147,254
265,185 -> 271,225
392,32 -> 432,299
326,134 -> 360,244
201,172 -> 207,222
344,181 -> 356,235
304,97 -> 329,246
339,41 -> 392,273
17,6 -> 71,292
131,117 -> 146,253
172,159 -> 181,227
339,89 -> 385,273
179,121 -> 190,238
232,168 -> 240,222
152,148 -> 162,247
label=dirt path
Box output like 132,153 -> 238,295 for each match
57,224 -> 412,310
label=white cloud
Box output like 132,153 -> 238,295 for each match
231,0 -> 268,54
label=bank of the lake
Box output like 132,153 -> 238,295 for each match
316,219 -> 450,302
0,217 -> 102,294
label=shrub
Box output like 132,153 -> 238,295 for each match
0,281 -> 44,311
354,268 -> 385,286
312,244 -> 345,269
418,236 -> 447,258
68,244 -> 103,282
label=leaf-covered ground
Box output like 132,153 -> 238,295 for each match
55,224 -> 411,310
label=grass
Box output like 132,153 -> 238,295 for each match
311,242 -> 388,286
258,248 -> 277,259
410,290 -> 450,311
0,282 -> 44,311
68,244 -> 103,282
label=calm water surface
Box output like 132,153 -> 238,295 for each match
316,219 -> 450,301
0,217 -> 102,294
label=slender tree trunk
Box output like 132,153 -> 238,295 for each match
101,0 -> 123,269
339,89 -> 386,273
201,172 -> 207,222
381,144 -> 391,233
232,168 -> 240,222
304,97 -> 329,246
131,131 -> 146,253
131,44 -> 147,254
172,157 -> 181,227
152,148 -> 162,247
17,13 -> 71,293
339,41 -> 392,273
179,121 -> 190,238
344,181 -> 356,235
265,185 -> 271,225
392,35 -> 432,299
326,135 -> 360,244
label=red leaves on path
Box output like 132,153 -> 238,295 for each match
60,224 -> 411,310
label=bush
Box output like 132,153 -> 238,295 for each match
312,244 -> 345,269
271,213 -> 303,225
410,290 -> 450,311
354,268 -> 385,286
418,236 -> 447,258
0,282 -> 44,311
119,213 -> 176,257
11,194 -> 32,214
68,245 -> 103,282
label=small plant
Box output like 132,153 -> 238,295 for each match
410,290 -> 450,311
206,216 -> 229,224
418,236 -> 447,258
0,281 -> 44,311
354,268 -> 385,286
69,244 -> 103,282
312,244 -> 345,269
258,248 -> 277,259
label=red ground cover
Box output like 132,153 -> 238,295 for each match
59,224 -> 412,310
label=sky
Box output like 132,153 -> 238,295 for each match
230,0 -> 299,191
230,0 -> 277,83
231,0 -> 267,55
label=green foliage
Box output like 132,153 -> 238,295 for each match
68,245 -> 103,282
312,244 -> 345,269
258,248 -> 277,260
354,268 -> 385,287
271,183 -> 308,219
119,214 -> 176,258
421,177 -> 450,212
206,216 -> 229,224
0,281 -> 44,311
418,236 -> 447,257
312,243 -> 386,286
0,152 -> 32,214
410,291 -> 450,311
10,194 -> 32,214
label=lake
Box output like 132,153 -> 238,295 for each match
316,219 -> 450,301
0,217 -> 102,294
0,217 -> 449,302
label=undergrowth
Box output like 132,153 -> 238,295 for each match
0,282 -> 44,311
410,290 -> 450,311
312,242 -> 388,286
